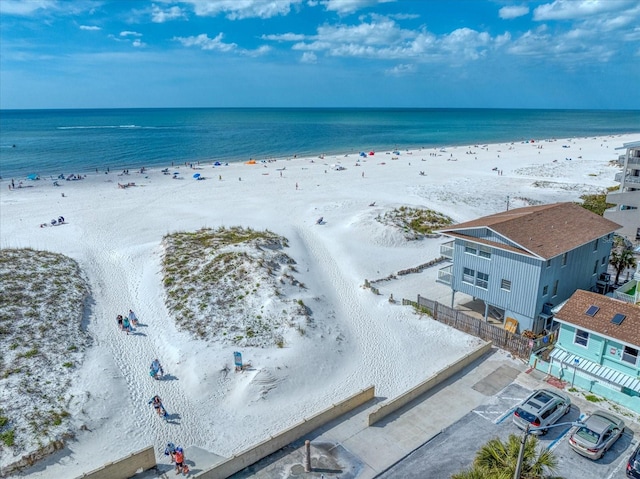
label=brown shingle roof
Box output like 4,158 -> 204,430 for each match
439,202 -> 621,259
554,290 -> 640,347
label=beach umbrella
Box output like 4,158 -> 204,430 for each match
193,173 -> 201,179
359,152 -> 366,157
27,174 -> 39,180
369,151 -> 375,156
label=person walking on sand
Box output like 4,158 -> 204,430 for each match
116,314 -> 124,330
122,316 -> 132,334
148,395 -> 167,417
174,447 -> 185,474
128,309 -> 138,327
164,442 -> 176,462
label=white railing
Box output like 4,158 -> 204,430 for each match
614,280 -> 639,304
437,265 -> 453,285
440,241 -> 454,259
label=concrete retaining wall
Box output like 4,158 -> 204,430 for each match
195,386 -> 375,479
368,341 -> 492,426
74,446 -> 156,479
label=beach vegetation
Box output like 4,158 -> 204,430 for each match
377,206 -> 453,239
0,248 -> 90,454
577,187 -> 617,216
161,227 -> 312,346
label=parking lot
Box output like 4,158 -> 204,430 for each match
378,382 -> 638,479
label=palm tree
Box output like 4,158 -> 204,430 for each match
610,245 -> 637,285
452,434 -> 561,479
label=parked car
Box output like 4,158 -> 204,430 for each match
627,443 -> 640,478
512,389 -> 571,434
568,410 -> 625,460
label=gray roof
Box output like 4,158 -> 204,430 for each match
615,140 -> 640,150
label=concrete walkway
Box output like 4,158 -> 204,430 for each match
230,348 -> 527,478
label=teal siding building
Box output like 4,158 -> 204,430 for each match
533,290 -> 640,413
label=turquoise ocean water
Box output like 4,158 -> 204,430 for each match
0,108 -> 638,178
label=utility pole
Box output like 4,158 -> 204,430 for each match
513,421 -> 584,479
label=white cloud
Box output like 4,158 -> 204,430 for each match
79,25 -> 101,31
174,33 -> 237,52
120,31 -> 142,37
174,32 -> 270,56
385,63 -> 415,76
533,0 -> 634,21
0,0 -> 58,16
151,4 -> 186,23
262,33 -> 307,42
132,39 -> 146,48
499,5 -> 529,20
301,51 -> 317,63
322,0 -> 395,15
180,0 -> 302,20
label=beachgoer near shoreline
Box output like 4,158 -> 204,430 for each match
116,315 -> 124,330
128,309 -> 138,326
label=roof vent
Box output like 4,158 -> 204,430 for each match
585,305 -> 599,317
611,313 -> 625,325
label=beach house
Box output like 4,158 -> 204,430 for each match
436,203 -> 621,334
535,290 -> 640,413
604,140 -> 640,242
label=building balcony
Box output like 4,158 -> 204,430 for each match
440,241 -> 454,259
615,172 -> 640,184
437,265 -> 453,285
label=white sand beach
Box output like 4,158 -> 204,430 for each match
0,133 -> 637,477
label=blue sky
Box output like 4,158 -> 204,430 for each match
1,0 -> 639,109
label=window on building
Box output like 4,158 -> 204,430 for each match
594,238 -> 599,251
574,329 -> 589,347
622,346 -> 639,366
476,272 -> 489,289
465,245 -> 477,255
463,267 -> 475,284
552,280 -> 559,297
546,259 -> 551,268
543,285 -> 548,296
478,246 -> 491,259
501,279 -> 511,291
601,256 -> 606,266
561,252 -> 568,266
593,259 -> 599,275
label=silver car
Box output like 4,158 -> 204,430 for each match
568,410 -> 625,460
512,389 -> 571,434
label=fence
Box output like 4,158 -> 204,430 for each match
403,295 -> 532,359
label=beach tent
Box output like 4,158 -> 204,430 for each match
359,152 -> 366,157
27,174 -> 40,180
393,151 -> 400,155
245,160 -> 256,165
369,151 -> 375,156
214,161 -> 222,166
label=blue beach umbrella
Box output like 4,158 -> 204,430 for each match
193,173 -> 201,179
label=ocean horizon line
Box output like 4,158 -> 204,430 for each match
2,106 -> 640,113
